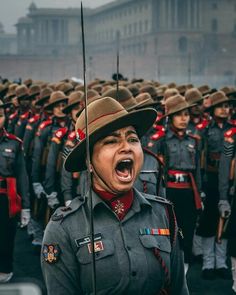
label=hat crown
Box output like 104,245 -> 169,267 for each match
68,91 -> 84,105
49,91 -> 67,104
165,94 -> 189,115
29,84 -> 40,96
209,91 -> 228,106
75,97 -> 127,138
185,88 -> 202,104
164,88 -> 179,100
15,85 -> 28,97
198,85 -> 210,95
40,87 -> 53,98
140,85 -> 157,97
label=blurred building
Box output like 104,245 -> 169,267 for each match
0,23 -> 17,55
2,0 -> 236,84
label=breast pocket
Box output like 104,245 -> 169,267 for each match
76,239 -> 121,292
139,235 -> 171,283
168,144 -> 178,167
2,151 -> 16,172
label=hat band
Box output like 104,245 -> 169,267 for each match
80,108 -> 126,134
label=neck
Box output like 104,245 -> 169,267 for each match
170,124 -> 186,138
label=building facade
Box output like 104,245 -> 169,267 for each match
3,0 -> 236,84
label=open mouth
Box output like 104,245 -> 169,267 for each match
115,159 -> 134,183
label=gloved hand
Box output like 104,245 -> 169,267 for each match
47,192 -> 60,209
200,191 -> 206,211
65,200 -> 72,207
21,209 -> 31,228
32,182 -> 46,199
218,200 -> 231,218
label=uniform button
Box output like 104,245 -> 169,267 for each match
132,271 -> 137,276
95,252 -> 100,257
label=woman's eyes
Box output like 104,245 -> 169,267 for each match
103,137 -> 139,145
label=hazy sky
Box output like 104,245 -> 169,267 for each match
0,0 -> 113,33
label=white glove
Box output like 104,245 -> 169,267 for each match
32,182 -> 46,199
47,192 -> 60,209
218,200 -> 231,219
65,200 -> 72,207
21,209 -> 31,228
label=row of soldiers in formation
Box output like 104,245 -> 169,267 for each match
0,76 -> 235,292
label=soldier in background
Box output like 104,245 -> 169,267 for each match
218,123 -> 236,293
0,100 -> 30,282
197,91 -> 233,280
30,91 -> 69,249
156,94 -> 202,274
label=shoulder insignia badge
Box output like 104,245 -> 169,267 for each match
43,244 -> 61,264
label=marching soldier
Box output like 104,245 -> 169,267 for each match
0,100 -> 30,282
155,94 -> 202,274
30,91 -> 69,248
14,85 -> 32,139
41,97 -> 189,295
197,91 -> 233,280
218,126 -> 236,293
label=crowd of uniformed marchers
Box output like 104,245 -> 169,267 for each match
0,76 -> 235,294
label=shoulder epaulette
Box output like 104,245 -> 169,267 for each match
38,119 -> 52,131
150,127 -> 165,141
20,111 -> 30,120
9,111 -> 18,120
51,127 -> 69,144
28,114 -> 40,124
5,132 -> 22,144
51,196 -> 85,222
224,127 -> 236,138
68,130 -> 76,141
144,193 -> 173,206
196,119 -> 209,130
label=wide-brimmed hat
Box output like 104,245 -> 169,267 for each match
28,84 -> 41,100
164,94 -> 193,117
220,86 -> 236,98
205,91 -> 232,111
56,82 -> 74,95
15,85 -> 30,100
64,97 -> 157,172
23,78 -> 33,87
140,84 -> 159,100
35,87 -> 53,106
135,92 -> 159,108
102,86 -> 143,111
163,88 -> 179,102
127,84 -> 140,97
44,91 -> 68,110
62,91 -> 84,114
185,88 -> 203,106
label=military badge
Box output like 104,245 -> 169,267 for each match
88,241 -> 104,254
43,244 -> 61,264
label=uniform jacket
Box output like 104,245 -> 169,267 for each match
41,188 -> 189,295
0,128 -> 30,208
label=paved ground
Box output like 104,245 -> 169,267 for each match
4,227 -> 236,295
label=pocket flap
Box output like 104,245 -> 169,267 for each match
139,235 -> 171,253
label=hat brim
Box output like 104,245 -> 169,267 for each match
62,101 -> 81,114
35,95 -> 50,106
204,97 -> 233,112
44,98 -> 68,110
64,107 -> 157,172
